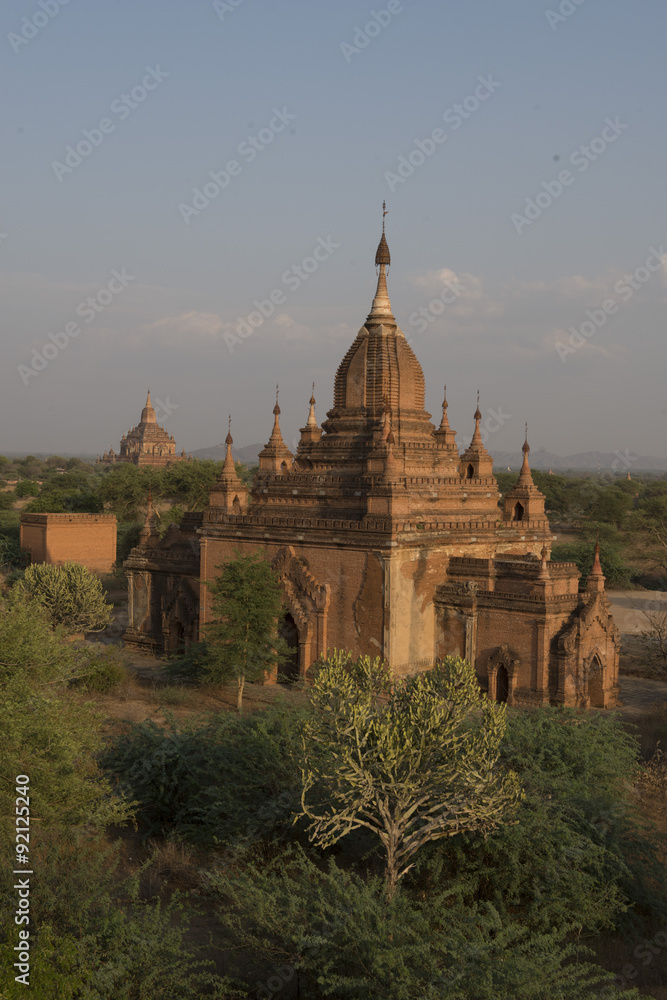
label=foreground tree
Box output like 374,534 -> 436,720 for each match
15,561 -> 112,634
299,653 -> 522,899
203,550 -> 289,711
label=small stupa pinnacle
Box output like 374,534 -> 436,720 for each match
369,202 -> 394,321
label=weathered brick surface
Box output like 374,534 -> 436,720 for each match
20,513 -> 117,575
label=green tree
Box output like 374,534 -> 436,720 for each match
203,550 -> 289,711
14,479 -> 40,498
15,561 -> 113,633
550,539 -> 635,588
162,459 -> 222,510
97,463 -> 161,518
299,653 -> 522,900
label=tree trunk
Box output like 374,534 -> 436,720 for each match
237,674 -> 245,713
385,838 -> 399,903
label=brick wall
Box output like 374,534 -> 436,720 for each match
20,514 -> 117,574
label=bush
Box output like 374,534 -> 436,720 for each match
101,703 -> 305,844
14,479 -> 40,497
117,520 -> 143,564
412,707 -> 666,938
71,648 -> 130,693
0,832 -> 244,999
0,590 -> 79,689
14,561 -> 113,633
212,847 -> 637,1000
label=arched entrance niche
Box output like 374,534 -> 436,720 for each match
496,665 -> 509,704
272,546 -> 331,679
587,654 -> 605,708
280,613 -> 300,683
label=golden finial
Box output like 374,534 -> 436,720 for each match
382,200 -> 388,233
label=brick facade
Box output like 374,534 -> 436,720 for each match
20,513 -> 117,575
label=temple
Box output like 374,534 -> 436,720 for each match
123,214 -> 620,709
99,390 -> 190,467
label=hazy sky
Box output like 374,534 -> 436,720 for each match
2,0 -> 666,458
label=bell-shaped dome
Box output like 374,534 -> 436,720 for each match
327,225 -> 432,444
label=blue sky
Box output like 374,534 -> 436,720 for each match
1,0 -> 666,458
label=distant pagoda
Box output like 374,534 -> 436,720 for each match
99,390 -> 190,467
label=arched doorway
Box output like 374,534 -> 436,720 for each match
279,613 -> 300,682
466,463 -> 475,479
513,502 -> 524,522
588,656 -> 604,707
171,621 -> 186,655
496,665 -> 509,704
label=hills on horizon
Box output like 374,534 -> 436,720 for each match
3,445 -> 665,474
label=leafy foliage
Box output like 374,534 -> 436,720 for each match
412,707 -> 667,938
212,847 -> 639,1000
13,479 -> 40,497
300,653 -> 522,898
0,834 -> 245,999
15,561 -> 113,633
202,550 -> 290,710
550,539 -> 636,588
100,704 -> 304,845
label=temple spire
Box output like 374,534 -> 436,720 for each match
368,202 -> 395,322
139,489 -> 159,544
219,414 -> 239,481
439,385 -> 451,431
141,388 -> 157,424
517,422 -> 534,486
306,383 -> 317,428
471,390 -> 483,445
587,538 -> 606,593
269,385 -> 285,443
258,384 -> 294,474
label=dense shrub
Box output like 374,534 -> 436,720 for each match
101,704 -> 305,844
411,707 -> 666,938
14,479 -> 40,497
0,833 -> 244,999
14,561 -> 113,633
70,647 -> 130,693
213,847 -> 638,1000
